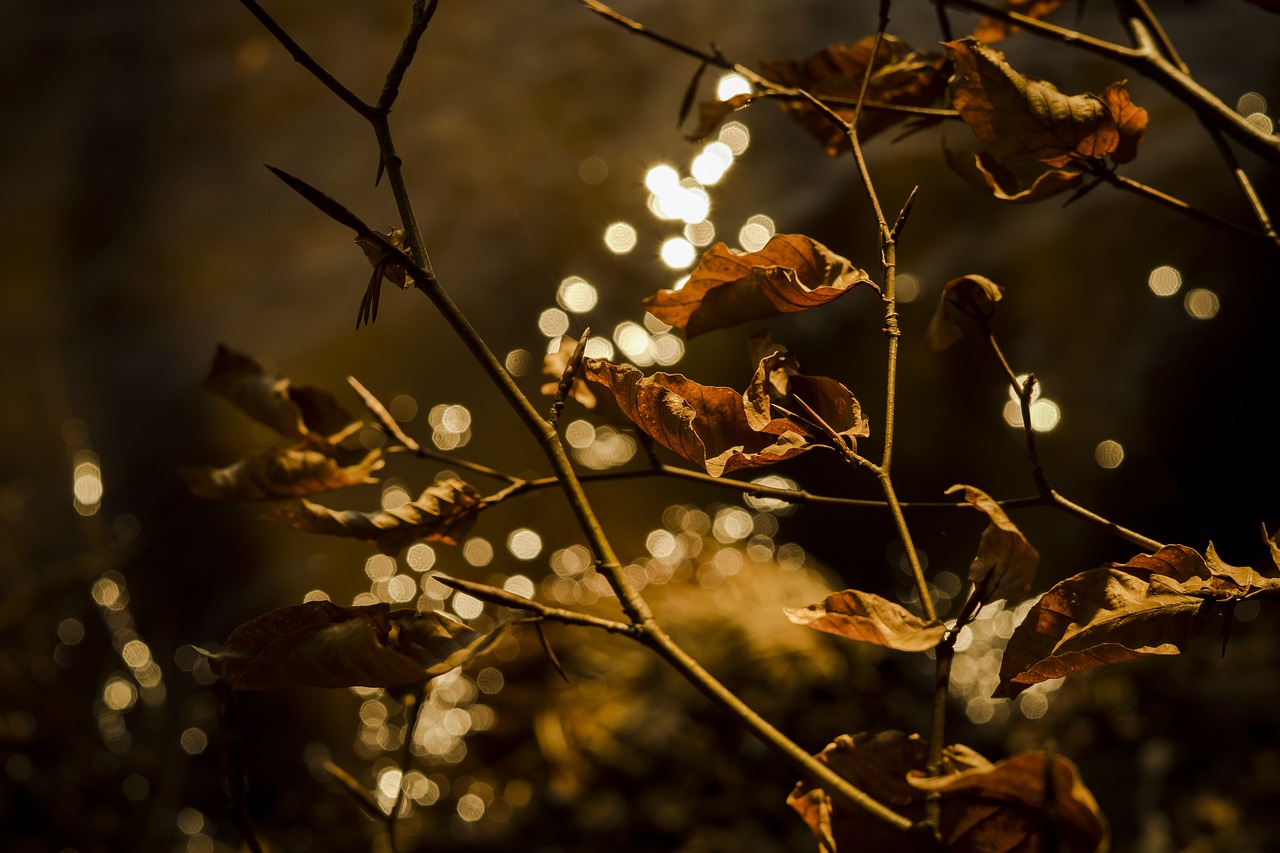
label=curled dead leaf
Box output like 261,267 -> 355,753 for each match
926,274 -> 1003,350
784,590 -> 945,652
644,234 -> 873,338
946,484 -> 1039,603
944,148 -> 1084,203
264,477 -> 483,554
758,36 -> 948,155
742,332 -> 869,447
996,545 -> 1280,698
203,600 -> 503,690
204,345 -> 361,445
945,39 -> 1145,168
355,227 -> 414,327
180,447 -> 383,500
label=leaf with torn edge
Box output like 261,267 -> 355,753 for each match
644,234 -> 872,338
944,148 -> 1083,203
180,448 -> 383,501
785,590 -> 945,652
926,274 -> 1003,350
946,484 -> 1039,603
787,731 -> 990,853
971,0 -> 1069,43
203,601 -> 503,690
996,544 -> 1280,698
204,345 -> 361,445
265,477 -> 483,555
908,751 -> 1109,853
945,39 -> 1122,168
758,36 -> 948,156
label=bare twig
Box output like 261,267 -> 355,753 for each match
321,760 -> 384,821
431,575 -> 635,636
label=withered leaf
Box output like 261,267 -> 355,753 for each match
644,234 -> 872,338
264,477 -> 483,555
996,544 -> 1280,698
945,39 -> 1121,167
944,148 -> 1083,203
787,731 -> 989,852
908,751 -> 1109,853
180,448 -> 383,501
758,36 -> 948,156
946,484 -> 1039,603
1102,82 -> 1149,165
972,1 -> 1070,43
784,590 -> 945,652
926,274 -> 1003,350
686,92 -> 754,142
541,337 -> 597,409
742,332 -> 869,447
203,601 -> 502,690
356,227 -> 414,289
204,345 -> 360,444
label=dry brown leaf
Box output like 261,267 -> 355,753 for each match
784,590 -> 945,652
686,93 -> 754,141
180,447 -> 383,501
742,332 -> 869,446
787,731 -> 990,852
946,484 -> 1039,603
945,38 -> 1120,167
944,148 -> 1084,203
264,477 -> 483,555
582,359 -> 811,477
908,751 -> 1110,853
204,345 -> 360,444
356,227 -> 413,289
202,601 -> 503,690
926,274 -> 1003,350
1101,82 -> 1149,165
644,234 -> 872,339
996,545 -> 1280,698
758,36 -> 948,155
972,1 -> 1070,43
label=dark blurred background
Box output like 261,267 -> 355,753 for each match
3,1 -> 1279,851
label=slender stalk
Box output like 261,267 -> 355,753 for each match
385,690 -> 425,853
1050,491 -> 1165,552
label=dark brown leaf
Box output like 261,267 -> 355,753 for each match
203,601 -> 503,690
972,1 -> 1070,43
926,274 -> 1003,350
946,484 -> 1039,603
945,38 -> 1119,167
908,751 -> 1109,853
759,36 -> 948,156
995,545 -> 1280,698
180,448 -> 383,500
742,332 -> 869,447
784,590 -> 946,652
264,477 -> 483,554
686,93 -> 753,142
1101,82 -> 1149,164
644,234 -> 872,338
204,345 -> 360,444
356,227 -> 414,289
944,148 -> 1084,203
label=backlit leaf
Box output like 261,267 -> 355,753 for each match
644,234 -> 872,339
180,448 -> 383,500
541,337 -> 597,409
944,148 -> 1083,203
945,39 -> 1121,167
203,601 -> 502,690
926,274 -> 1002,350
908,751 -> 1109,853
784,590 -> 945,652
1101,83 -> 1148,164
789,732 -> 1107,853
264,477 -> 483,555
946,484 -> 1039,603
972,1 -> 1070,43
758,36 -> 948,155
742,332 -> 869,446
204,345 -> 360,444
996,545 -> 1280,698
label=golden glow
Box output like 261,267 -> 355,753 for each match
690,141 -> 733,185
180,727 -> 209,755
660,237 -> 696,269
744,475 -> 800,515
738,214 -> 775,252
1246,112 -> 1274,134
712,507 -> 753,543
504,349 -> 533,376
73,450 -> 103,516
646,529 -> 677,560
583,336 -> 614,359
684,219 -> 715,247
557,276 -> 599,312
603,223 -> 638,254
644,164 -> 679,194
1237,92 -> 1268,115
506,528 -> 542,560
614,321 -> 654,362
406,543 -> 436,571
1095,440 -> 1124,468
366,554 -> 396,581
896,273 -> 921,303
462,538 -> 493,567
502,574 -> 535,598
651,333 -> 684,366
176,808 -> 205,836
381,483 -> 411,509
457,793 -> 486,822
1148,265 -> 1181,296
452,591 -> 483,619
1184,288 -> 1220,319
716,72 -> 751,100
58,618 -> 85,645
103,676 -> 137,711
303,589 -> 330,602
564,419 -> 595,449
387,574 -> 417,602
537,307 -> 570,337
719,121 -> 750,155
643,313 -> 671,334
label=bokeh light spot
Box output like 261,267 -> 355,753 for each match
660,237 -> 697,269
1184,288 -> 1220,319
1095,439 -> 1124,469
537,308 -> 570,338
716,72 -> 751,100
557,276 -> 599,312
506,529 -> 542,560
1148,265 -> 1181,297
603,223 -> 637,254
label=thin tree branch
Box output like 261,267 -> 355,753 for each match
1083,165 -> 1269,243
432,575 -> 637,635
